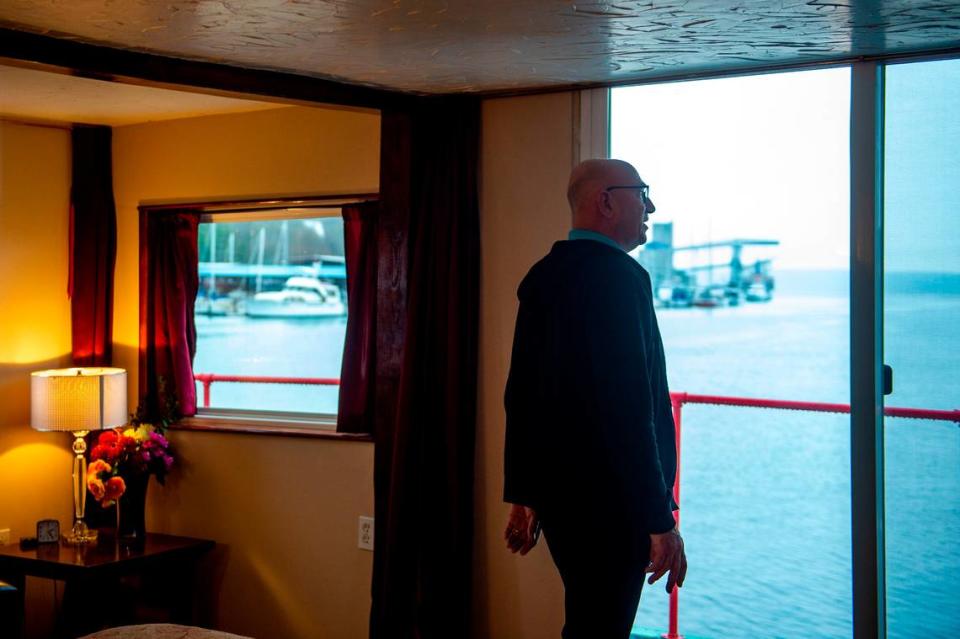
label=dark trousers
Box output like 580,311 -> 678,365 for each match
540,507 -> 650,639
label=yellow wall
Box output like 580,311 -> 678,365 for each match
1,91 -> 578,639
111,105 -> 379,639
0,107 -> 379,638
0,120 -> 75,637
474,92 -> 576,639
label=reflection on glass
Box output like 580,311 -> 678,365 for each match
883,58 -> 960,639
193,214 -> 347,414
612,67 -> 852,638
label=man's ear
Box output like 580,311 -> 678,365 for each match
598,190 -> 615,219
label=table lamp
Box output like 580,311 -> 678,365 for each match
30,367 -> 127,544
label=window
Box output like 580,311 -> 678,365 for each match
612,68 -> 853,638
882,58 -> 960,639
192,206 -> 348,427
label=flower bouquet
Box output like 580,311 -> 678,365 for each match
85,390 -> 178,538
86,425 -> 174,508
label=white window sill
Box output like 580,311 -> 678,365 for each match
176,411 -> 372,441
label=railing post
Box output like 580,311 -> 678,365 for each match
202,376 -> 212,408
664,393 -> 685,639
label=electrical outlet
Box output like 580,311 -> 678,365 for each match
0,528 -> 10,545
358,516 -> 374,551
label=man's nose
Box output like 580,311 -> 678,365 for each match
645,197 -> 656,215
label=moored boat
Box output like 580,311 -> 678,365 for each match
245,277 -> 345,318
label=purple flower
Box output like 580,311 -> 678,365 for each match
162,454 -> 174,470
149,432 -> 170,448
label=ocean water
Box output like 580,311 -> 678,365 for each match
633,270 -> 959,639
192,270 -> 959,638
193,314 -> 346,414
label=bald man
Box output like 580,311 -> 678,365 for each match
503,159 -> 686,638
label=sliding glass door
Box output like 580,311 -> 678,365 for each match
609,55 -> 959,639
882,58 -> 960,639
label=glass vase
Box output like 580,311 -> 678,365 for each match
117,473 -> 149,544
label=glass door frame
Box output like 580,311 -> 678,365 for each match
849,60 -> 885,639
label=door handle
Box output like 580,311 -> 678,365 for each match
883,364 -> 893,396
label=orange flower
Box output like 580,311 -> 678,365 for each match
103,476 -> 126,502
88,477 -> 106,501
88,459 -> 112,477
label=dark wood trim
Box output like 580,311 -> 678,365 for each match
138,193 -> 380,214
0,25 -> 415,111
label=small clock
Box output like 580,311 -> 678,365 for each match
36,519 -> 60,544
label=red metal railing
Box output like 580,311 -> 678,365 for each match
662,392 -> 959,639
194,373 -> 959,639
193,373 -> 340,409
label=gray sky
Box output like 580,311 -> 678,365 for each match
884,59 -> 960,274
613,67 -> 851,271
613,61 -> 960,274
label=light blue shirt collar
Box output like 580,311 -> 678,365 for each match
568,228 -> 624,252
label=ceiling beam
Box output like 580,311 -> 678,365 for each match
0,26 -> 416,111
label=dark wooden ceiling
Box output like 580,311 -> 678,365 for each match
2,1 -> 960,95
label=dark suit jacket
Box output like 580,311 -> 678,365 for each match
504,239 -> 678,533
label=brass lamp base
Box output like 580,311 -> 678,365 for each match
64,520 -> 98,545
65,430 -> 98,545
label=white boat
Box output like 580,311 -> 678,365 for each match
245,277 -> 346,318
745,280 -> 773,302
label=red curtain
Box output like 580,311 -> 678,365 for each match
139,211 -> 200,417
337,202 -> 380,434
370,97 -> 480,639
69,125 -> 117,366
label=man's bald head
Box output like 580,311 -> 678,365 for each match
567,159 -> 653,251
567,159 -> 640,214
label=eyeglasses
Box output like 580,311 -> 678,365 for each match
605,184 -> 650,200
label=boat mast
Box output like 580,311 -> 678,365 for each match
256,227 -> 266,294
208,223 -> 217,297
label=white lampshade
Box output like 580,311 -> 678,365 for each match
31,367 -> 127,432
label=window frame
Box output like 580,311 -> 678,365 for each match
139,194 -> 377,440
606,51 -> 959,638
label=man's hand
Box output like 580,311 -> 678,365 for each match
646,527 -> 687,593
504,503 -> 541,555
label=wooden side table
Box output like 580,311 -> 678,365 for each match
0,532 -> 215,638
